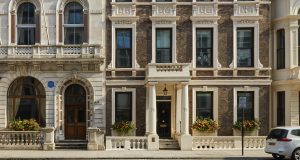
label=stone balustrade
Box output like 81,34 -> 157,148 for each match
152,3 -> 176,17
146,63 -> 191,82
106,136 -> 148,150
234,1 -> 259,16
192,136 -> 266,150
0,131 -> 43,150
112,3 -> 136,17
0,44 -> 102,59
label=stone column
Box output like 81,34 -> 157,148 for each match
176,84 -> 182,137
42,127 -> 55,150
147,82 -> 159,150
181,82 -> 189,135
145,87 -> 149,135
58,10 -> 63,43
180,82 -> 192,151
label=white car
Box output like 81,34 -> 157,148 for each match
265,127 -> 300,160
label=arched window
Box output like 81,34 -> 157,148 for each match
17,3 -> 36,45
64,2 -> 84,44
7,77 -> 46,127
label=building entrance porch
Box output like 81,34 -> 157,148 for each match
146,82 -> 192,150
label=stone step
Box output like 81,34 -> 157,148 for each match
159,139 -> 180,150
55,140 -> 87,150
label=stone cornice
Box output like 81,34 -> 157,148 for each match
149,16 -> 180,22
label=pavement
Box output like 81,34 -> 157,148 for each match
0,149 -> 275,160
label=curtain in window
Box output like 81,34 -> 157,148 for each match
17,3 -> 36,45
7,77 -> 46,127
196,29 -> 213,67
64,2 -> 84,44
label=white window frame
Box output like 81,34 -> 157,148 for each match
112,88 -> 136,128
233,87 -> 259,123
192,24 -> 219,68
192,87 -> 218,122
151,22 -> 177,63
231,21 -> 261,68
111,24 -> 137,68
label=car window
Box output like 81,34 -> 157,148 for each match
291,129 -> 300,137
267,129 -> 288,139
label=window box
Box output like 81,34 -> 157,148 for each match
192,129 -> 217,136
233,129 -> 258,136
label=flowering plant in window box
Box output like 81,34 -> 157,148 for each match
191,118 -> 219,136
112,121 -> 135,136
233,120 -> 261,136
9,119 -> 40,131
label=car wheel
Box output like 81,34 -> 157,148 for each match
272,154 -> 284,160
292,148 -> 300,160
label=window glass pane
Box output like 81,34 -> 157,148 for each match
237,49 -> 252,67
196,29 -> 213,67
156,0 -> 172,2
277,91 -> 285,126
116,29 -> 132,68
64,2 -> 83,24
277,29 -> 285,69
156,29 -> 172,63
64,27 -> 84,44
17,3 -> 35,24
291,130 -> 300,137
237,28 -> 253,67
17,28 -> 35,45
196,92 -> 213,119
237,92 -> 254,121
115,92 -> 132,122
7,77 -> 46,127
65,84 -> 86,106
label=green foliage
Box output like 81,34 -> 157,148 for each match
233,120 -> 261,131
9,119 -> 40,131
192,117 -> 220,132
112,121 -> 135,134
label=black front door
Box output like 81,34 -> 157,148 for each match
157,102 -> 171,138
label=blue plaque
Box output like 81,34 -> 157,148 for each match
48,81 -> 55,89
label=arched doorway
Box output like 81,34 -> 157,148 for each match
64,84 -> 86,140
7,76 -> 46,127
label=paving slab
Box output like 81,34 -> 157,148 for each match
0,150 -> 274,159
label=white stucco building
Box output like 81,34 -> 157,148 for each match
0,0 -> 106,141
271,0 -> 300,127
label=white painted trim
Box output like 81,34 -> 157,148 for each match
192,22 -> 219,68
111,22 -> 137,69
233,87 -> 259,123
151,21 -> 177,63
111,88 -> 136,133
231,20 -> 261,68
106,80 -> 145,86
192,87 -> 218,122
